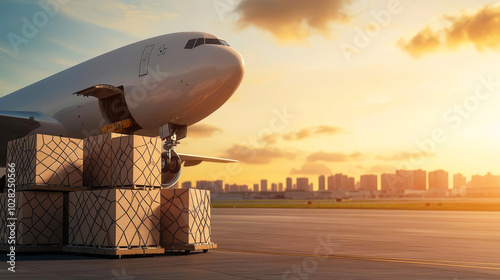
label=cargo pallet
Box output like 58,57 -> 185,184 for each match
163,242 -> 217,254
63,245 -> 165,258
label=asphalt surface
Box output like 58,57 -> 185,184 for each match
1,208 -> 499,279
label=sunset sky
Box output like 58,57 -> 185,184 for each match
1,0 -> 500,189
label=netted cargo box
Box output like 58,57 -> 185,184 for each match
111,134 -> 161,188
0,191 -> 64,246
160,189 -> 211,245
6,134 -> 83,190
83,133 -> 161,188
82,133 -> 117,188
68,189 -> 161,248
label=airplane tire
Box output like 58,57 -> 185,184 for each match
161,152 -> 182,174
169,155 -> 181,173
161,154 -> 169,173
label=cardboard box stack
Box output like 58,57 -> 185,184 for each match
1,134 -> 81,248
160,189 -> 211,245
70,133 -> 162,249
1,133 -> 214,254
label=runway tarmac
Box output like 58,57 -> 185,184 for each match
1,208 -> 500,279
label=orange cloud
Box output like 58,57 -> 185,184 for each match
260,133 -> 278,145
284,125 -> 343,141
314,125 -> 343,135
235,0 -> 352,41
223,144 -> 296,164
284,128 -> 310,140
291,162 -> 332,175
307,151 -> 362,162
188,124 -> 223,138
376,151 -> 433,161
368,164 -> 395,173
399,4 -> 500,57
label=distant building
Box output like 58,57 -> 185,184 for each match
225,184 -> 249,192
465,173 -> 500,197
347,177 -> 355,191
395,170 -> 411,190
330,173 -> 354,191
286,177 -> 293,191
181,181 -> 192,189
327,175 -> 334,191
261,179 -> 268,192
381,173 -> 396,191
318,175 -> 326,191
253,184 -> 259,192
412,169 -> 427,190
469,173 -> 500,188
271,183 -> 278,192
453,173 -> 467,189
394,170 -> 426,190
360,174 -> 377,191
296,177 -> 309,191
278,183 -> 283,192
334,173 -> 345,190
328,173 -> 346,190
196,180 -> 223,192
484,173 -> 500,188
428,170 -> 449,190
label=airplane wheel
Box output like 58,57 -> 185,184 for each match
161,154 -> 169,173
169,154 -> 181,173
161,152 -> 181,174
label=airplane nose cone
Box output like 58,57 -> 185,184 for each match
215,48 -> 245,88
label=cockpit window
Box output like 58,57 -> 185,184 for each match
206,38 -> 221,45
184,38 -> 230,49
194,38 -> 205,48
184,39 -> 196,49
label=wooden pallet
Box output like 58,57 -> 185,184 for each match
162,242 -> 217,254
63,246 -> 165,257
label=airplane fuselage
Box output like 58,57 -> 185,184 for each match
0,32 -> 244,139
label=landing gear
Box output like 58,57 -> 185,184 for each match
160,123 -> 187,187
160,123 -> 187,147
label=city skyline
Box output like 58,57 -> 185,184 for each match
180,169 -> 500,192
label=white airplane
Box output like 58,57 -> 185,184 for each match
0,32 -> 244,186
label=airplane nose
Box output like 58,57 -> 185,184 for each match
215,48 -> 245,88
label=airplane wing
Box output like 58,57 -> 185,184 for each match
177,153 -> 237,167
0,110 -> 67,166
